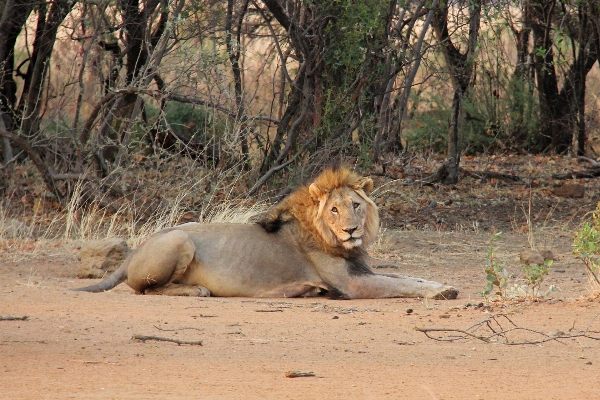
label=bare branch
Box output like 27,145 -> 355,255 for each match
0,128 -> 62,200
416,313 -> 600,345
253,0 -> 293,85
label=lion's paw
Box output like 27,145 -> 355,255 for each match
196,286 -> 211,297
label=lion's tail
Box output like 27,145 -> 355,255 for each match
71,254 -> 130,293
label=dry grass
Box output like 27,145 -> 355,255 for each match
0,155 -> 271,259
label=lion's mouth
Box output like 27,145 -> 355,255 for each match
342,237 -> 362,248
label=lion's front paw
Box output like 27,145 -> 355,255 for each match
196,286 -> 211,297
431,286 -> 458,300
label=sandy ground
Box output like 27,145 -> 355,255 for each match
1,229 -> 600,400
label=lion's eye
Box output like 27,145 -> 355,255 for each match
353,202 -> 360,209
331,207 -> 338,213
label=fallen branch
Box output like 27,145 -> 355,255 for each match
578,156 -> 599,166
552,167 -> 600,179
416,313 -> 600,345
132,334 -> 203,345
0,315 -> 29,321
461,169 -> 521,182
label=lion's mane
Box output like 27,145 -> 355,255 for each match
258,167 -> 379,257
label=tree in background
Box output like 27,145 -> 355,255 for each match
528,0 -> 598,154
431,0 -> 482,184
1,0 -> 600,205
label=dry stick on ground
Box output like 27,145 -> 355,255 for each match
420,166 -> 522,185
68,359 -> 120,365
152,325 -> 204,332
461,169 -> 521,182
132,334 -> 203,346
0,315 -> 29,321
416,313 -> 600,345
552,167 -> 600,179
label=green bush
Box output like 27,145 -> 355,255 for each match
403,93 -> 449,153
573,202 -> 600,289
146,101 -> 225,142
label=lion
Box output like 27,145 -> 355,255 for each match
73,167 -> 458,299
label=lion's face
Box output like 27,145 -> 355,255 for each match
321,187 -> 369,249
309,176 -> 379,250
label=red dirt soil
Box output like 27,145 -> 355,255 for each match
1,229 -> 600,399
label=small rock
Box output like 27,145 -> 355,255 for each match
520,250 -> 544,265
285,370 -> 315,378
553,183 -> 584,198
77,238 -> 131,279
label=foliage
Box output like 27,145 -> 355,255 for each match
146,101 -> 224,142
481,231 -> 509,300
403,93 -> 450,153
1,0 -> 600,203
521,258 -> 553,298
573,202 -> 600,289
323,0 -> 386,74
481,231 -> 555,300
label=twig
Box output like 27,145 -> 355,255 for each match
416,313 -> 600,345
153,325 -> 204,332
0,150 -> 23,171
2,340 -> 47,344
132,334 -> 203,345
68,359 -> 120,365
0,315 -> 29,321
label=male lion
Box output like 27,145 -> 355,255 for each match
73,167 -> 458,299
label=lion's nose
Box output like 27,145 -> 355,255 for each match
344,227 -> 357,235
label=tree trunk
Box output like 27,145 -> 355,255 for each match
20,0 -> 74,138
508,0 -> 533,140
226,0 -> 250,167
530,0 -> 597,154
431,0 -> 482,184
0,0 -> 34,136
446,88 -> 462,183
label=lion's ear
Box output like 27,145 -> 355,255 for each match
309,183 -> 324,202
356,177 -> 374,196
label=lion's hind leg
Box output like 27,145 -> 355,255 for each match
126,230 -> 199,295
